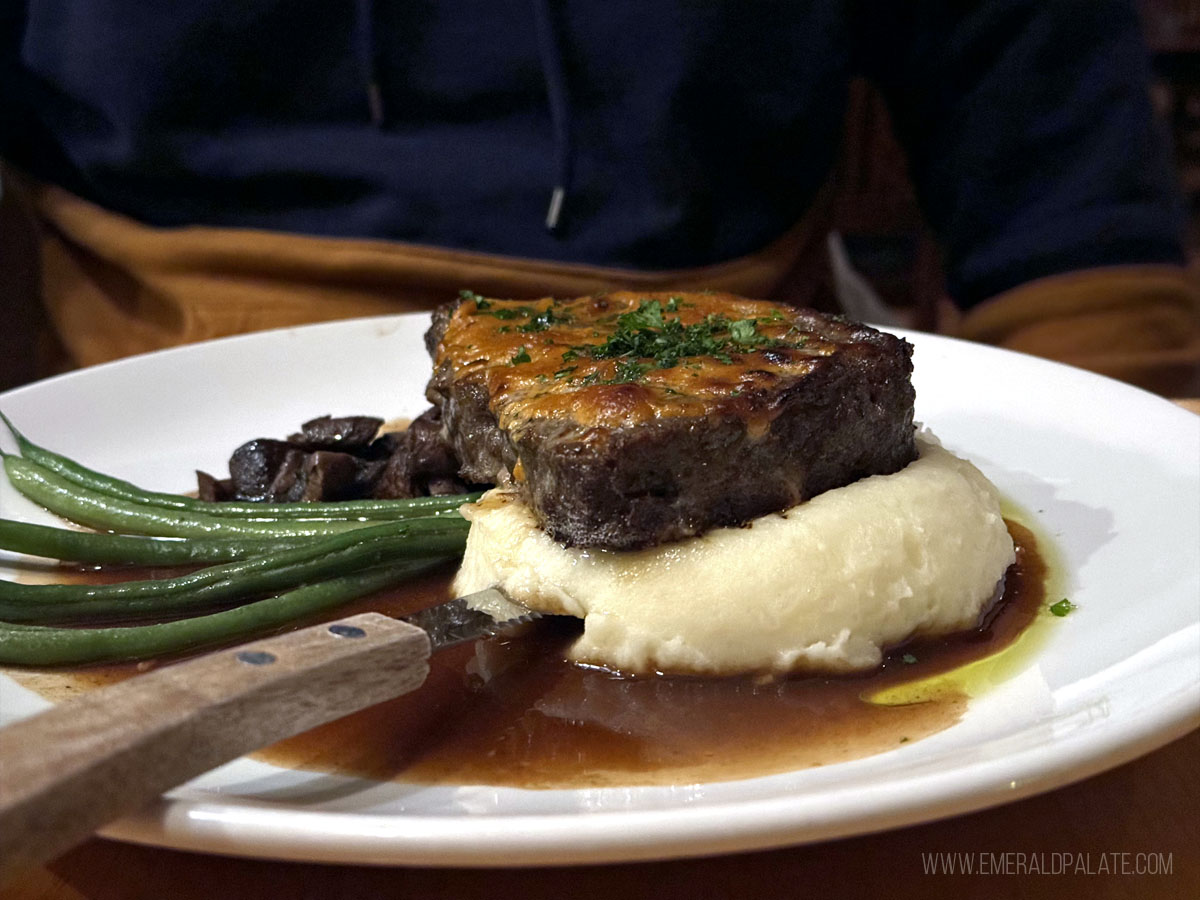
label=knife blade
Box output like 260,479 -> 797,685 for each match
404,587 -> 540,650
0,588 -> 536,876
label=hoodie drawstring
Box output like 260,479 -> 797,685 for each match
356,0 -> 385,126
357,0 -> 573,232
532,0 -> 573,233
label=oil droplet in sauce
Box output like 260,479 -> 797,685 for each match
4,522 -> 1048,789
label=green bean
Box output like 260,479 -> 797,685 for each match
0,560 -> 442,665
0,518 -> 467,622
0,412 -> 479,520
0,512 -> 466,567
0,519 -> 324,566
4,456 -> 438,538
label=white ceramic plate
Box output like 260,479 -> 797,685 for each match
0,316 -> 1197,867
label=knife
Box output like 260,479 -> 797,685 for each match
0,587 -> 535,877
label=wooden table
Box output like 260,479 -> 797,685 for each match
3,403 -> 1197,900
3,729 -> 1195,900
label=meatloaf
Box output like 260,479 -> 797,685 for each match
424,291 -> 915,550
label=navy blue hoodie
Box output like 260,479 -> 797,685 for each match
0,0 -> 1186,306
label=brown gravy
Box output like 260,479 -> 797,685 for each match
6,522 -> 1046,789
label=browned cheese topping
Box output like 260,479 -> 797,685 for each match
434,291 -> 845,435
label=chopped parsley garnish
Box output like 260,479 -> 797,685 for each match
617,299 -> 666,331
901,653 -> 918,664
612,359 -> 651,383
561,299 -> 799,376
519,306 -> 572,333
489,306 -> 534,320
459,289 -> 487,307
729,318 -> 767,346
729,319 -> 754,344
510,346 -> 531,365
467,298 -> 535,320
567,359 -> 651,388
784,325 -> 811,345
1049,598 -> 1076,617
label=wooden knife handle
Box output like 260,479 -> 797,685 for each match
0,612 -> 430,876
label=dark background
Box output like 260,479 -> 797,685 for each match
2,0 -> 1197,393
828,0 -> 1200,328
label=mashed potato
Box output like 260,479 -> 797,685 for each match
454,432 -> 1015,676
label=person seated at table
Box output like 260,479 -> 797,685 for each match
0,0 -> 1196,393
